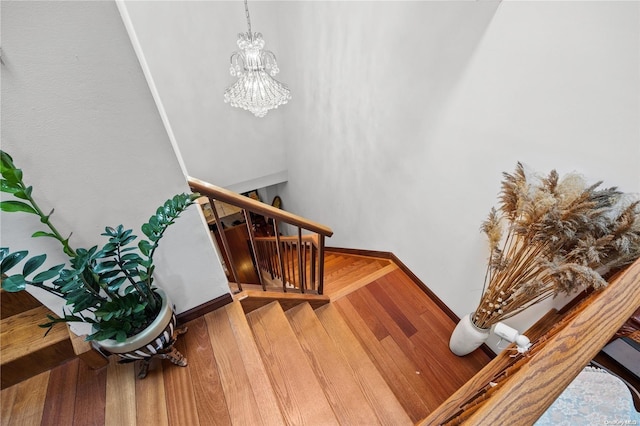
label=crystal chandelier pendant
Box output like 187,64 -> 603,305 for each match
224,32 -> 291,117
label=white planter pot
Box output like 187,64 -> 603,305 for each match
449,313 -> 490,356
96,288 -> 174,355
95,288 -> 188,379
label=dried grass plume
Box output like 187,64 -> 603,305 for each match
473,163 -> 640,328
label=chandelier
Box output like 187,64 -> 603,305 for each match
223,0 -> 291,117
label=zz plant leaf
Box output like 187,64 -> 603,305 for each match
0,149 -> 200,342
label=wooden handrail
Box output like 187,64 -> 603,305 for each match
255,235 -> 318,244
420,257 -> 640,425
188,177 -> 333,237
419,310 -> 562,425
189,176 -> 332,294
467,258 -> 640,424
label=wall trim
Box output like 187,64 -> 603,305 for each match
115,0 -> 189,178
176,292 -> 233,324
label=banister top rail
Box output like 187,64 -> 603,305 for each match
255,235 -> 317,244
188,177 -> 333,237
463,257 -> 640,425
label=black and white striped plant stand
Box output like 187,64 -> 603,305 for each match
96,289 -> 189,379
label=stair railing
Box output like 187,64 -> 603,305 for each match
188,177 -> 334,294
419,257 -> 640,425
254,234 -> 320,293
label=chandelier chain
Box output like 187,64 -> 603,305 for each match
244,0 -> 252,38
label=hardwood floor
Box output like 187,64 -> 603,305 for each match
1,254 -> 491,425
335,269 -> 489,421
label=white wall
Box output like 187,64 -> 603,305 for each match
101,0 -> 638,354
121,0 -> 289,193
278,1 -> 640,352
1,1 -> 230,336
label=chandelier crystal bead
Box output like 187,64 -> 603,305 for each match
224,32 -> 291,117
223,0 -> 291,118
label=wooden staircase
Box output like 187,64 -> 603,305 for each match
211,299 -> 412,425
0,289 -> 76,389
3,177 -> 634,424
0,252 -> 491,424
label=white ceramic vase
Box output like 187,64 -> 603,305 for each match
449,313 -> 490,356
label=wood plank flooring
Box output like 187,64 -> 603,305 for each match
1,254 -> 491,425
334,269 -> 490,422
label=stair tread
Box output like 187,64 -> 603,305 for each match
334,298 -> 431,422
204,302 -> 284,425
316,303 -> 413,426
285,303 -> 381,425
0,306 -> 70,364
324,259 -> 388,285
324,258 -> 374,279
223,301 -> 285,425
246,302 -> 339,425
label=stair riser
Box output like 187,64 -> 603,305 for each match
1,299 -> 77,390
0,290 -> 42,320
1,340 -> 75,389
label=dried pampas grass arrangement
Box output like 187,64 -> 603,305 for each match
473,162 -> 640,329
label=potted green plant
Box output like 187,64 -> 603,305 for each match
0,150 -> 199,376
450,163 -> 640,356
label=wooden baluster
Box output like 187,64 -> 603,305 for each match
290,242 -> 295,289
310,240 -> 317,291
274,220 -> 287,292
288,242 -> 294,289
256,241 -> 262,271
317,235 -> 325,295
306,241 -> 310,290
243,210 -> 265,291
258,241 -> 265,272
297,228 -> 305,293
292,241 -> 297,289
269,240 -> 276,279
270,219 -> 280,282
307,242 -> 311,291
261,240 -> 268,276
302,240 -> 308,292
210,197 -> 242,291
283,242 -> 289,288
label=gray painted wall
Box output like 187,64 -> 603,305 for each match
123,0 -> 639,352
1,1 -> 230,336
122,0 -> 289,193
277,1 -> 640,351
